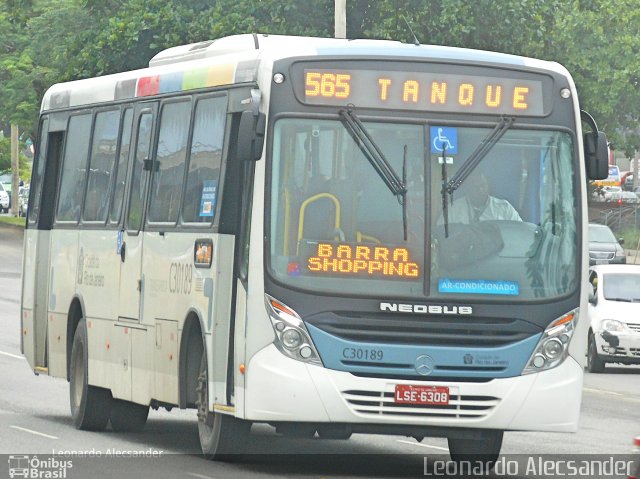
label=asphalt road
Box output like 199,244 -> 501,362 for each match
1,224 -> 639,478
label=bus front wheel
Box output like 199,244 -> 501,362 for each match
195,354 -> 250,460
447,429 -> 503,468
69,319 -> 112,431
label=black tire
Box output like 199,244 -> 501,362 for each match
196,353 -> 250,460
69,319 -> 112,430
317,424 -> 352,440
587,334 -> 606,373
110,399 -> 149,432
448,429 -> 503,469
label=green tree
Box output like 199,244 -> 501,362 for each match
2,0 -> 640,156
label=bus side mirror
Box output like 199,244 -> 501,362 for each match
588,290 -> 597,305
584,131 -> 608,180
237,111 -> 266,162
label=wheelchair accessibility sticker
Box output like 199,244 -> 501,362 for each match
431,126 -> 458,155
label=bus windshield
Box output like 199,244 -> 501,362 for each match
268,118 -> 577,301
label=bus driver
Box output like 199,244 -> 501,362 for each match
440,172 -> 522,224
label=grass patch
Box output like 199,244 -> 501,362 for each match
0,215 -> 26,227
620,227 -> 640,250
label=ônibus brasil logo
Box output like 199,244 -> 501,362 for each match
8,455 -> 73,479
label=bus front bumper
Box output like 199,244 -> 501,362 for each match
244,344 -> 582,433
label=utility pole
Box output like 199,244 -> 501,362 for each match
11,124 -> 19,217
335,0 -> 346,39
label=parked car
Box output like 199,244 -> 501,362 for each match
588,223 -> 626,265
586,264 -> 640,373
0,183 -> 9,213
18,186 -> 29,217
609,190 -> 640,204
603,185 -> 622,201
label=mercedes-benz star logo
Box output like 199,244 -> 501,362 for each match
414,355 -> 435,376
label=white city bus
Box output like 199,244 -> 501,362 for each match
21,34 -> 608,461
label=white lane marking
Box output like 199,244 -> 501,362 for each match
186,473 -> 216,479
0,350 -> 24,360
583,387 -> 623,396
10,425 -> 59,440
397,439 -> 449,452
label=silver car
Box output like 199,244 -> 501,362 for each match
588,223 -> 626,265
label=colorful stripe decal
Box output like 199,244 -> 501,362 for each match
135,63 -> 236,97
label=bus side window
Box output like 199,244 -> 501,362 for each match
109,108 -> 134,224
56,114 -> 92,223
181,96 -> 227,224
148,100 -> 191,224
83,109 -> 119,223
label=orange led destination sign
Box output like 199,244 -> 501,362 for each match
304,69 -> 545,116
304,242 -> 420,279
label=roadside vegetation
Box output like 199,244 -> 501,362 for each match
1,0 -> 640,156
0,215 -> 25,227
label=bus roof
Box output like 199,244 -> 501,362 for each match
41,33 -> 570,112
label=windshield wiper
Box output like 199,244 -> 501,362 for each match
606,297 -> 633,302
443,116 -> 515,197
439,116 -> 514,238
339,109 -> 407,198
340,108 -> 409,240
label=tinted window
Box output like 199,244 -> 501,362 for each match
127,113 -> 153,232
57,114 -> 91,222
110,108 -> 134,223
84,110 -> 119,222
181,96 -> 227,223
147,100 -> 191,223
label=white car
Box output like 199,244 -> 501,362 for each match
0,183 -> 9,213
608,190 -> 640,204
587,264 -> 640,372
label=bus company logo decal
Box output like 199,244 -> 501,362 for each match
379,302 -> 473,315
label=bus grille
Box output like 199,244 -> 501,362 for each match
342,389 -> 500,419
307,313 -> 540,348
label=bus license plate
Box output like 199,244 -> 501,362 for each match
394,385 -> 450,405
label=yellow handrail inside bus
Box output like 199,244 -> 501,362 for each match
356,231 -> 381,244
297,193 -> 341,254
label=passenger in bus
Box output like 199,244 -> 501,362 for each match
439,172 -> 522,224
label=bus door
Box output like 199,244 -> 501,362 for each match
21,116 -> 52,372
118,103 -> 157,321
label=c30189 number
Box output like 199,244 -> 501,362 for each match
342,347 -> 383,361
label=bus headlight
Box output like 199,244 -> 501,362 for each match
265,295 -> 322,365
522,310 -> 577,375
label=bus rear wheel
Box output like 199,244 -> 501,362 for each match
447,429 -> 503,469
69,319 -> 112,431
110,399 -> 149,432
195,354 -> 250,460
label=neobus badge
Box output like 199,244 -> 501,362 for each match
380,302 -> 473,315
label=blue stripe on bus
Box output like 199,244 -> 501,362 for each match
307,323 -> 540,379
